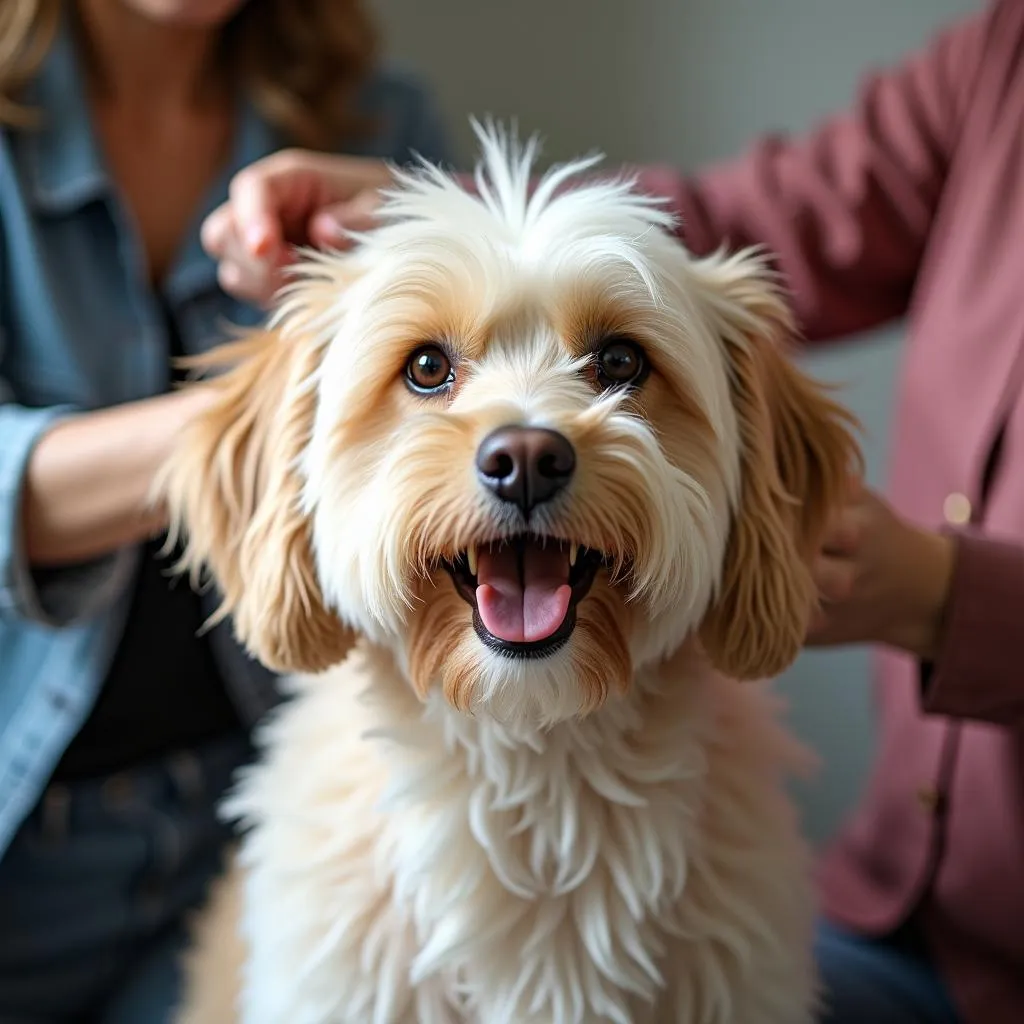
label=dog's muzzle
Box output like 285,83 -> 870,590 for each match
444,537 -> 607,659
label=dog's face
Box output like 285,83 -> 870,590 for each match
161,130 -> 858,727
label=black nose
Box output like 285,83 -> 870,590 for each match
476,426 -> 576,514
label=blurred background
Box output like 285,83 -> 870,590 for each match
373,0 -> 981,847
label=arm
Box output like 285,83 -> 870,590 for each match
1,384 -> 213,627
921,532 -> 1024,726
204,76 -> 453,305
807,485 -> 1024,728
22,387 -> 214,566
208,7 -> 997,323
631,5 -> 993,342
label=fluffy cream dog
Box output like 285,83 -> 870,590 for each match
161,125 -> 859,1024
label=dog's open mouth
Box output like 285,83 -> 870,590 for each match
444,538 -> 606,658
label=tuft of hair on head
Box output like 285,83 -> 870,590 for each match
693,247 -> 862,681
370,116 -> 677,256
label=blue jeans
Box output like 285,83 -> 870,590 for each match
817,917 -> 961,1024
0,732 -> 249,1023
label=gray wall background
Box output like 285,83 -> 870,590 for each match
372,0 -> 981,845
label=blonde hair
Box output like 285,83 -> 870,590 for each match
0,0 -> 378,149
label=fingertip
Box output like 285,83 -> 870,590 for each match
309,210 -> 349,248
217,261 -> 242,292
245,221 -> 276,258
230,174 -> 281,257
200,207 -> 229,254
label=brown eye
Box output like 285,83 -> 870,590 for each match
596,337 -> 647,388
406,344 -> 454,394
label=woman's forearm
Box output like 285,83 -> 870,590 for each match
21,387 -> 214,567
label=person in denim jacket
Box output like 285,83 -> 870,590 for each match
0,0 -> 447,1018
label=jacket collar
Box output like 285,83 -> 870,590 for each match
22,14 -> 282,303
22,16 -> 109,214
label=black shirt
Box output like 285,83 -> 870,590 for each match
53,306 -> 240,781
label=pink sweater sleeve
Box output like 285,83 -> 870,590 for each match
625,7 -> 1021,723
921,533 -> 1024,727
628,5 -> 993,342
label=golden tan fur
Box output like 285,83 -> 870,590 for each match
158,140 -> 861,1023
405,573 -> 633,713
157,331 -> 354,674
694,258 -> 861,680
159,250 -> 858,702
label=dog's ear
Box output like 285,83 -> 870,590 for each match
694,252 -> 861,680
156,325 -> 356,675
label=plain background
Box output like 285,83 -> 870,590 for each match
371,0 -> 982,845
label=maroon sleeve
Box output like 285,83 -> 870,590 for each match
629,5 -> 994,343
922,533 -> 1024,727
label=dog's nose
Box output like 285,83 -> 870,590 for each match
476,426 -> 576,514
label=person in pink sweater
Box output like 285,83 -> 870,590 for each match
203,3 -> 1024,1021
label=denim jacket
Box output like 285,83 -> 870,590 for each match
0,20 -> 450,853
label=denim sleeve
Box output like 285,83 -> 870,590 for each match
0,387 -> 130,628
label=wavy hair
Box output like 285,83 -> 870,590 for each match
0,0 -> 378,149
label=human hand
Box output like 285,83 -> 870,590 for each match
201,149 -> 393,305
806,480 -> 956,660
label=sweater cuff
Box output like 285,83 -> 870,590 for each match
921,531 -> 1024,725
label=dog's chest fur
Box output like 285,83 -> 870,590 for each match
229,642 -> 816,1024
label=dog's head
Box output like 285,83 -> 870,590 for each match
160,126 -> 859,727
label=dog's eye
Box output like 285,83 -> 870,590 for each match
596,337 -> 647,388
406,345 -> 454,394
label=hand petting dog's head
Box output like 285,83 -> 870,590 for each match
160,124 -> 859,727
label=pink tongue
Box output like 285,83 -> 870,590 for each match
476,542 -> 572,644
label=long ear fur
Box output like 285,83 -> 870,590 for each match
156,327 -> 355,675
695,251 -> 862,680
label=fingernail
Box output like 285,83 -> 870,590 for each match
245,224 -> 271,257
317,215 -> 347,241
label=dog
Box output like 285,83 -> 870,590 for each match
161,124 -> 859,1024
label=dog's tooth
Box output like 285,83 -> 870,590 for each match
467,544 -> 478,577
569,544 -> 579,567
